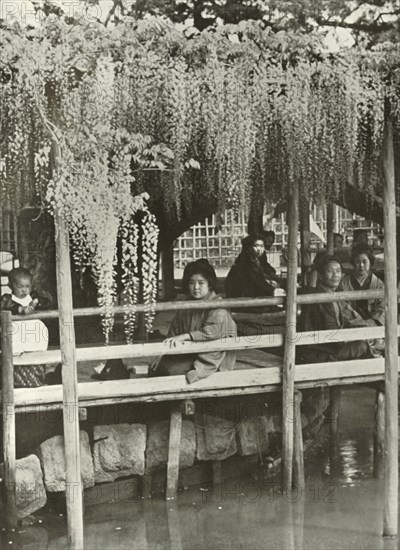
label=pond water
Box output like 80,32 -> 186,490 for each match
3,386 -> 400,550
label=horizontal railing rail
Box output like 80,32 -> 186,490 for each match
10,325 -> 394,367
10,288 -> 393,321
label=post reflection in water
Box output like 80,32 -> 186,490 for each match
3,387 -> 399,550
166,502 -> 183,550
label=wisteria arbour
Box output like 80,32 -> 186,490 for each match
1,17 -> 400,339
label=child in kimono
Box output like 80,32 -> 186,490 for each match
1,267 -> 53,387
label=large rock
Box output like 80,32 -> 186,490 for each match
195,414 -> 237,461
0,455 -> 47,518
36,431 -> 94,492
93,424 -> 146,483
146,420 -> 195,470
237,415 -> 269,456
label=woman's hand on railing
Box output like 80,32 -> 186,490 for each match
163,333 -> 191,347
148,359 -> 160,376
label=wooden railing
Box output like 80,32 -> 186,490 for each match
1,287 -> 398,541
9,288 -> 387,320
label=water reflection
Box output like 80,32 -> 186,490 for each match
341,439 -> 360,483
3,387 -> 400,549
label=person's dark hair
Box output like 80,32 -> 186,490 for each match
241,235 -> 252,249
8,267 -> 32,286
241,234 -> 264,250
263,230 -> 275,240
353,229 -> 368,244
182,259 -> 217,293
333,232 -> 344,243
350,243 -> 375,267
315,254 -> 343,275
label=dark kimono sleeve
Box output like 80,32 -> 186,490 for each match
32,290 -> 54,310
0,294 -> 20,315
244,263 -> 276,296
369,277 -> 385,326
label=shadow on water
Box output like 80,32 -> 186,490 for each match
3,386 -> 400,549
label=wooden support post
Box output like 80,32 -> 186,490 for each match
326,203 -> 335,254
382,117 -> 398,538
161,243 -> 175,301
1,310 -> 17,530
166,405 -> 182,500
300,198 -> 311,287
373,390 -> 385,479
54,211 -> 84,549
327,204 -> 342,475
282,187 -> 299,492
293,390 -> 305,493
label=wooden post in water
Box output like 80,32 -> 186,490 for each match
382,117 -> 398,538
293,390 -> 305,492
1,310 -> 18,529
326,203 -> 342,474
282,187 -> 299,491
166,405 -> 182,500
373,390 -> 385,479
54,210 -> 84,549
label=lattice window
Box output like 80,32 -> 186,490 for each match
0,210 -> 19,294
174,209 -> 248,269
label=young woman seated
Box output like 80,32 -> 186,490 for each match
338,243 -> 384,326
150,259 -> 237,384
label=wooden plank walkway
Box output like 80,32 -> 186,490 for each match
7,357 -> 394,412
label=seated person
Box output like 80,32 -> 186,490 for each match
1,267 -> 53,314
352,228 -> 369,248
338,243 -> 384,326
314,233 -> 351,265
225,234 -> 282,302
309,233 -> 351,287
260,230 -> 282,286
262,230 -> 276,251
297,255 -> 374,364
150,259 -> 237,384
1,267 -> 54,387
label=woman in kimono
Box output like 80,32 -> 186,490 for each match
150,259 -> 237,384
225,234 -> 280,300
338,243 -> 384,326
